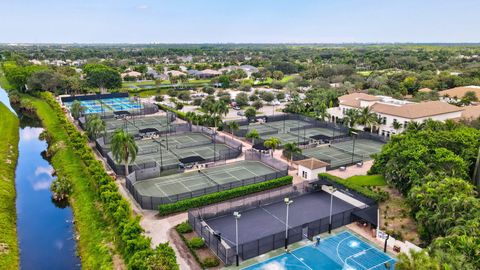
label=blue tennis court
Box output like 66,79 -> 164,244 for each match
64,97 -> 143,114
243,231 -> 395,270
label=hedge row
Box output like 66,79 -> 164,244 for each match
318,173 -> 388,202
159,176 -> 293,216
39,92 -> 178,269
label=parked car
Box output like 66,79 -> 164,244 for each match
237,111 -> 245,116
233,106 -> 241,110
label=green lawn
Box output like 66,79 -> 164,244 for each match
0,103 -> 19,270
343,175 -> 386,186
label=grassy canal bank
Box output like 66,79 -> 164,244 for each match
23,92 -> 178,269
0,103 -> 20,270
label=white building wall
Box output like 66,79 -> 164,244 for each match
298,166 -> 326,181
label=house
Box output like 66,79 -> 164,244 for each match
296,158 -> 329,181
438,86 -> 480,102
198,69 -> 222,78
418,88 -> 432,93
166,70 -> 186,77
461,105 -> 480,120
328,93 -> 464,137
121,71 -> 142,79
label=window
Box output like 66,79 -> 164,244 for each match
382,117 -> 387,125
404,121 -> 408,128
302,171 -> 308,179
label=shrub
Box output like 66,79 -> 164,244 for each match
188,237 -> 205,249
159,176 -> 293,216
202,257 -> 220,267
176,222 -> 193,234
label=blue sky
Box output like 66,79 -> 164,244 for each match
1,0 -> 479,43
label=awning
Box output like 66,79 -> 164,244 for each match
352,205 -> 379,227
114,110 -> 131,116
252,142 -> 270,151
310,134 -> 332,140
179,156 -> 206,164
139,127 -> 159,134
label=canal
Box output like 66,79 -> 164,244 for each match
0,87 -> 81,270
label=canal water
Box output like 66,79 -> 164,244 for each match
0,87 -> 81,270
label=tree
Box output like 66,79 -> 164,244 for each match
70,100 -> 85,120
395,250 -> 441,270
259,91 -> 275,103
185,112 -> 196,129
246,129 -> 259,145
85,114 -> 106,139
84,64 -> 121,92
283,143 -> 302,166
111,129 -> 138,176
252,100 -> 263,110
211,101 -> 229,130
357,106 -> 378,132
244,107 -> 257,121
50,177 -> 73,201
342,109 -> 359,128
313,101 -> 329,121
26,70 -> 63,92
235,92 -> 249,107
272,70 -> 284,80
460,91 -> 478,105
227,121 -> 239,138
264,137 -> 281,157
285,94 -> 305,114
392,120 -> 402,131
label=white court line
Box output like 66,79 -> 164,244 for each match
342,247 -> 374,270
365,258 -> 395,270
290,253 -> 313,270
335,235 -> 354,264
260,206 -> 287,226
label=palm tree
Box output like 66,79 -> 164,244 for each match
185,111 -> 196,129
342,109 -> 359,128
264,137 -> 281,157
287,94 -> 304,114
85,114 -> 106,139
313,102 -> 330,121
392,120 -> 402,132
283,142 -> 302,166
395,250 -> 441,270
357,107 -> 377,132
246,129 -> 260,145
70,100 -> 85,120
227,121 -> 239,138
111,129 -> 138,176
212,101 -> 229,131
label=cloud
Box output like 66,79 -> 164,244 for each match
137,4 -> 148,10
54,239 -> 64,250
21,127 -> 43,141
35,166 -> 53,177
33,180 -> 51,191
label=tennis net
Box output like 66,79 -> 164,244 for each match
330,144 -> 364,160
176,140 -> 211,149
198,170 -> 218,185
138,147 -> 159,155
261,122 -> 281,131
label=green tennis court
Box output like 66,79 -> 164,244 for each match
331,139 -> 385,157
104,115 -> 169,135
302,139 -> 385,168
110,132 -> 237,172
132,161 -> 279,198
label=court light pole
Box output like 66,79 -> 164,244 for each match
284,198 -> 293,249
328,186 -> 337,234
351,131 -> 358,164
233,211 -> 241,266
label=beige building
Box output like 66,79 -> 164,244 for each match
328,93 -> 464,137
438,86 -> 480,102
296,158 -> 328,181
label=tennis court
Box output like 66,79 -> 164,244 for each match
106,131 -> 243,176
132,160 -> 279,198
301,139 -> 385,168
240,119 -> 347,146
205,192 -> 357,246
64,97 -> 143,114
243,231 -> 396,270
104,115 -> 169,134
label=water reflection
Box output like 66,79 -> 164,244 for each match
16,126 -> 81,270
